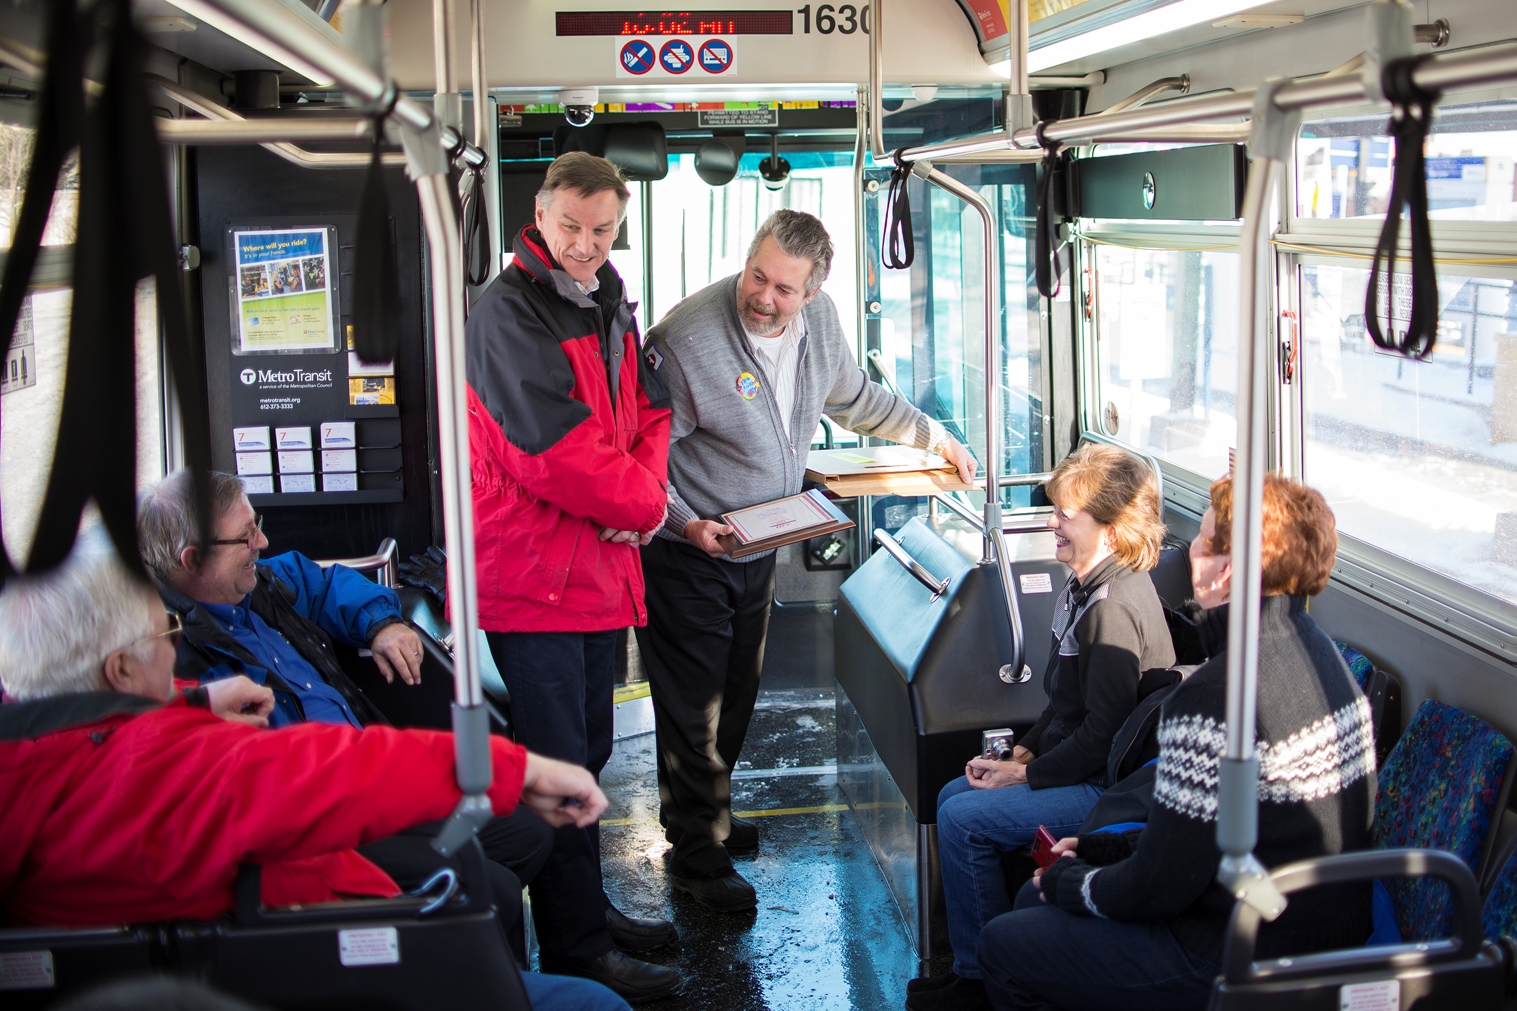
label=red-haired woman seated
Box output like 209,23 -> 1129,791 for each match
977,473 -> 1374,1011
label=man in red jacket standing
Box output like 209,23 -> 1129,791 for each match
466,152 -> 678,1002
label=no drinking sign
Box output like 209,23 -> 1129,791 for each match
616,36 -> 737,77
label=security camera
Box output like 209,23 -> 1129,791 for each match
559,87 -> 598,127
758,134 -> 790,191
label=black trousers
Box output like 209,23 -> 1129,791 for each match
357,808 -> 554,963
635,537 -> 776,879
486,629 -> 618,961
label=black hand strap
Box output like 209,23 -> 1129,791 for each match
352,114 -> 403,363
1364,55 -> 1441,361
882,151 -> 915,270
1034,121 -> 1066,300
26,0 -> 214,577
460,163 -> 492,289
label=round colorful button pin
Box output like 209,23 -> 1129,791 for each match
736,371 -> 760,400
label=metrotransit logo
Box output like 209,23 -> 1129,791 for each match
240,368 -> 334,387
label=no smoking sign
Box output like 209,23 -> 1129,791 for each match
615,36 -> 738,77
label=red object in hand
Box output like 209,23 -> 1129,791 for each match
1031,825 -> 1059,871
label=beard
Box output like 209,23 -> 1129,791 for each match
739,296 -> 797,336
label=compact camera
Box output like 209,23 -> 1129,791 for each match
981,728 -> 1015,762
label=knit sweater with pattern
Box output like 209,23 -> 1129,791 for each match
1039,595 -> 1376,964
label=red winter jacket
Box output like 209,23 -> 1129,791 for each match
466,226 -> 670,633
0,692 -> 526,927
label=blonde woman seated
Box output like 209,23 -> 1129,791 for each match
909,443 -> 1175,1011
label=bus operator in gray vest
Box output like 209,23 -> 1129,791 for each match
639,209 -> 977,910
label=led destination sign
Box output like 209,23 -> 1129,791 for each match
556,10 -> 793,35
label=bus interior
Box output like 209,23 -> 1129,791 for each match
0,0 -> 1516,1008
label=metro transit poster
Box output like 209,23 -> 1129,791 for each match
233,229 -> 336,354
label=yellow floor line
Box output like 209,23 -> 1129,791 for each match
601,803 -> 851,827
613,681 -> 651,705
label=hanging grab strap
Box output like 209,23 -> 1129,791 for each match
882,151 -> 915,270
1364,55 -> 1441,361
459,163 -> 492,289
1034,121 -> 1068,300
352,109 -> 404,364
22,0 -> 214,577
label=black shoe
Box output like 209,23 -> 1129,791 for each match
904,974 -> 988,1011
606,904 -> 678,953
726,814 -> 759,853
905,970 -> 958,995
670,869 -> 757,912
540,948 -> 683,1004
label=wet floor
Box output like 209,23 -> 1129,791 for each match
574,688 -> 922,1011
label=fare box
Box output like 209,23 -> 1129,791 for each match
277,450 -> 314,474
276,426 -> 313,450
320,421 -> 356,449
233,426 -> 271,452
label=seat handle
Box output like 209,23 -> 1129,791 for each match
873,529 -> 950,601
1222,848 -> 1485,986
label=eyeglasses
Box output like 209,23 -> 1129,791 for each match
207,513 -> 263,550
133,610 -> 183,649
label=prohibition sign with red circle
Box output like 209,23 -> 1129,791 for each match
620,39 -> 655,75
698,39 -> 734,73
659,39 -> 694,74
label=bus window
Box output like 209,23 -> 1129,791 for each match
0,123 -> 163,558
1296,99 -> 1517,222
646,151 -> 858,347
873,163 -> 1041,517
1298,262 -> 1517,607
1091,243 -> 1239,482
0,122 -> 78,248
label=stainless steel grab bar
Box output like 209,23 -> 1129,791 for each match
873,529 -> 951,601
316,537 -> 399,589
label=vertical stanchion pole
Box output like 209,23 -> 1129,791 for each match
1213,80 -> 1298,919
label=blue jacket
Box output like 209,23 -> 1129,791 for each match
161,551 -> 402,727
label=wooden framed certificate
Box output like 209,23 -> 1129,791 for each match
717,488 -> 855,560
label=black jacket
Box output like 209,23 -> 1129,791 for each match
1021,556 -> 1176,789
160,567 -> 390,728
1041,596 -> 1376,964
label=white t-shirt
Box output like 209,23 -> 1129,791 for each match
743,313 -> 806,441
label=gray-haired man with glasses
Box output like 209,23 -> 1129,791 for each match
138,469 -> 424,728
137,469 -> 562,968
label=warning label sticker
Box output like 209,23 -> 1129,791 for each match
1019,572 -> 1054,595
1340,980 -> 1398,1011
338,927 -> 400,967
0,951 -> 55,990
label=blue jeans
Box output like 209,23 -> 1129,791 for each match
523,972 -> 631,1011
936,776 -> 1104,979
976,883 -> 1219,1011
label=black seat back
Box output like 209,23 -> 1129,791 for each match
1209,849 -> 1506,1010
0,843 -> 531,1010
0,926 -> 159,1009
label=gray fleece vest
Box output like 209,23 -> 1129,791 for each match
644,274 -> 946,560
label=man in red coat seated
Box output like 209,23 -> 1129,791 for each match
466,151 -> 679,1001
0,533 -> 628,1011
